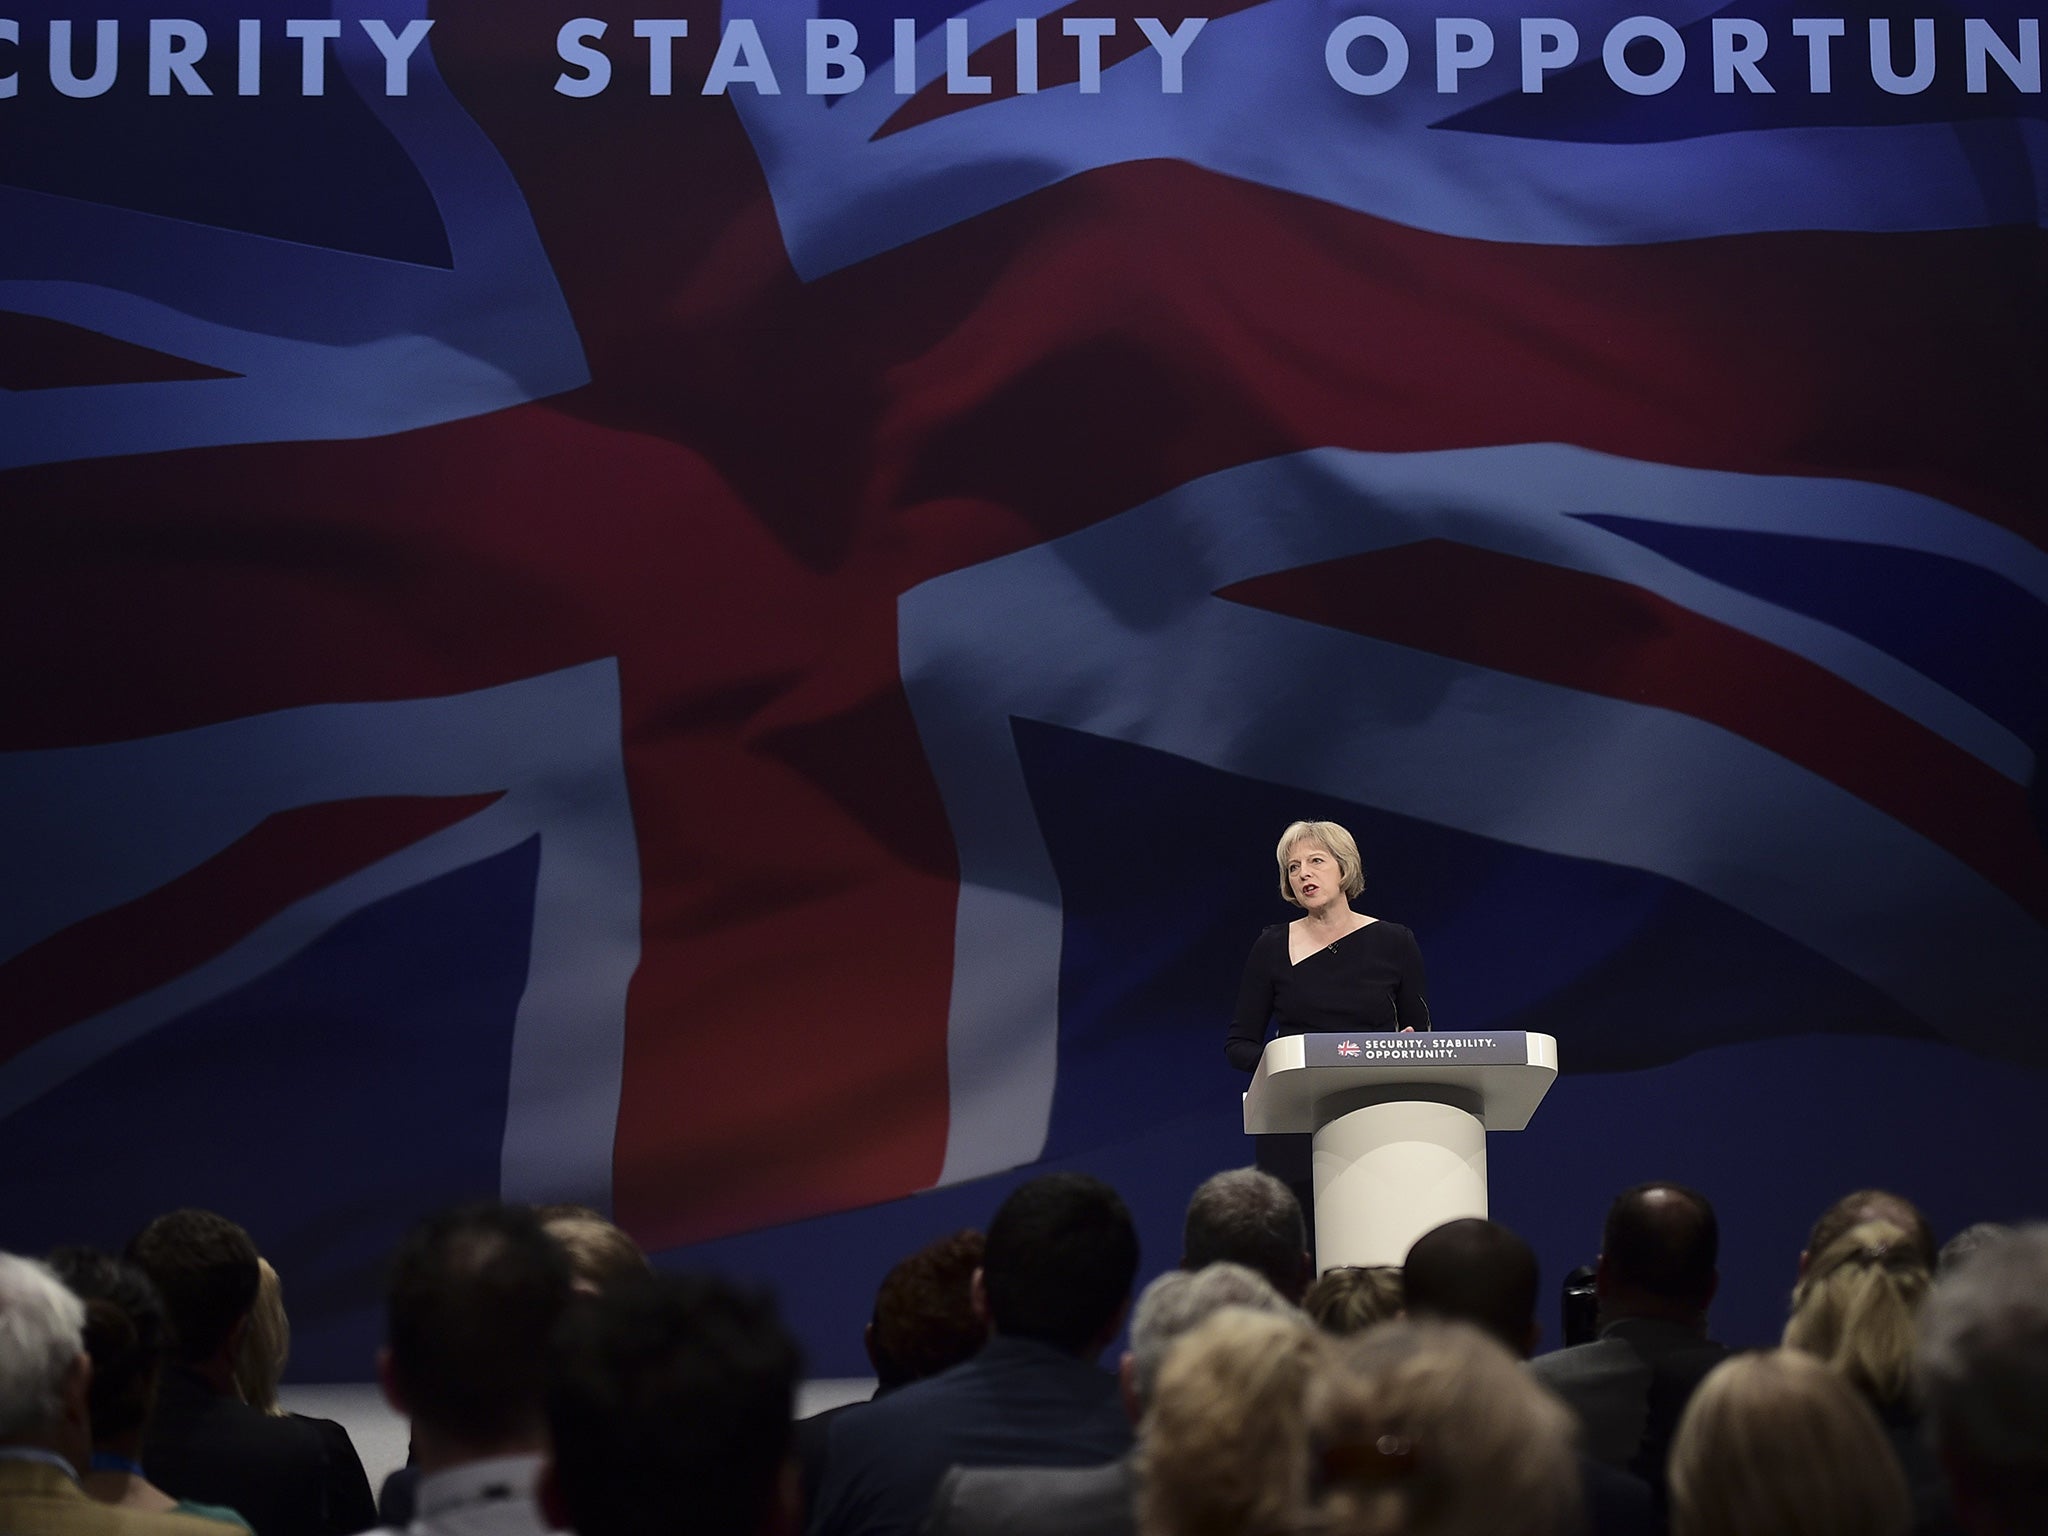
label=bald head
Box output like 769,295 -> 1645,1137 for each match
1601,1184 -> 1718,1322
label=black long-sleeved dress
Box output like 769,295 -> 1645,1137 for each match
1226,920 -> 1431,1071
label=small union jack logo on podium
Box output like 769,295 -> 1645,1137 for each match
1337,1039 -> 1362,1058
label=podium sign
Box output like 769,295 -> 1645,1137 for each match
1244,1031 -> 1559,1269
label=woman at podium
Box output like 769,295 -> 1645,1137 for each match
1226,818 -> 1430,1072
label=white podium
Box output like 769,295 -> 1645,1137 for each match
1243,1032 -> 1559,1271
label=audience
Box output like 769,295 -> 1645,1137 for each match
1181,1169 -> 1313,1303
1301,1268 -> 1403,1337
795,1229 -> 985,1514
1135,1307 -> 1324,1536
227,1256 -> 364,1531
42,1249 -> 248,1530
1916,1224 -> 2048,1536
1784,1216 -> 1954,1533
233,1265 -> 287,1420
1121,1267 -> 1293,1425
542,1273 -> 801,1536
0,1251 -> 229,1536
359,1204 -> 574,1536
1669,1349 -> 1912,1536
927,1263 -> 1292,1536
1529,1183 -> 1729,1494
1299,1318 -> 1583,1536
1802,1190 -> 1937,1273
126,1212 -> 374,1536
1786,1220 -> 1932,1406
532,1208 -> 652,1296
381,1203 -> 650,1527
1402,1218 -> 1653,1536
863,1230 -> 989,1389
1937,1225 -> 2011,1277
807,1172 -> 1140,1536
18,1165 -> 2038,1536
1402,1218 -> 1540,1356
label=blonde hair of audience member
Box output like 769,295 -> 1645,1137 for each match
1302,1267 -> 1403,1338
1670,1349 -> 1911,1536
1137,1306 -> 1325,1536
234,1259 -> 288,1415
1784,1220 -> 1933,1408
540,1213 -> 651,1295
1296,1318 -> 1580,1536
1274,821 -> 1366,904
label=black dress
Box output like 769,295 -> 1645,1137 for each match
1226,920 -> 1430,1072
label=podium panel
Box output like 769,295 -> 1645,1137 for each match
1244,1032 -> 1558,1271
1312,1099 -> 1488,1267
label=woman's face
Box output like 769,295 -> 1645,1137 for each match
1285,840 -> 1342,912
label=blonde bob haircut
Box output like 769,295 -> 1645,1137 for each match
1784,1219 -> 1932,1408
1137,1306 -> 1326,1536
1295,1319 -> 1581,1536
1669,1349 -> 1911,1536
1275,821 -> 1365,906
1303,1266 -> 1405,1339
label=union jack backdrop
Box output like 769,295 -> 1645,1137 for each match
2,0 -> 2043,1371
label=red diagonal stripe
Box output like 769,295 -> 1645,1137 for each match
0,793 -> 502,1068
1220,540 -> 2047,920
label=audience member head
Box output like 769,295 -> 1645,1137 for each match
543,1273 -> 799,1536
979,1173 -> 1139,1357
1784,1219 -> 1932,1409
125,1210 -> 260,1369
1940,1224 -> 2013,1276
1669,1349 -> 1911,1536
1403,1219 -> 1540,1358
1297,1318 -> 1581,1536
864,1229 -> 986,1392
536,1208 -> 650,1295
382,1202 -> 575,1463
1599,1183 -> 1718,1324
1126,1263 -> 1292,1419
1916,1224 -> 2048,1536
1302,1267 -> 1404,1338
0,1252 -> 93,1470
43,1248 -> 169,1453
530,1203 -> 605,1224
1136,1306 -> 1323,1536
235,1258 -> 289,1415
1804,1190 -> 1937,1274
1181,1168 -> 1311,1302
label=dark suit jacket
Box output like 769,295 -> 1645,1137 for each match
806,1336 -> 1132,1536
1577,1453 -> 1655,1536
373,1467 -> 414,1530
1529,1319 -> 1727,1478
924,1455 -> 1135,1536
143,1369 -> 376,1536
